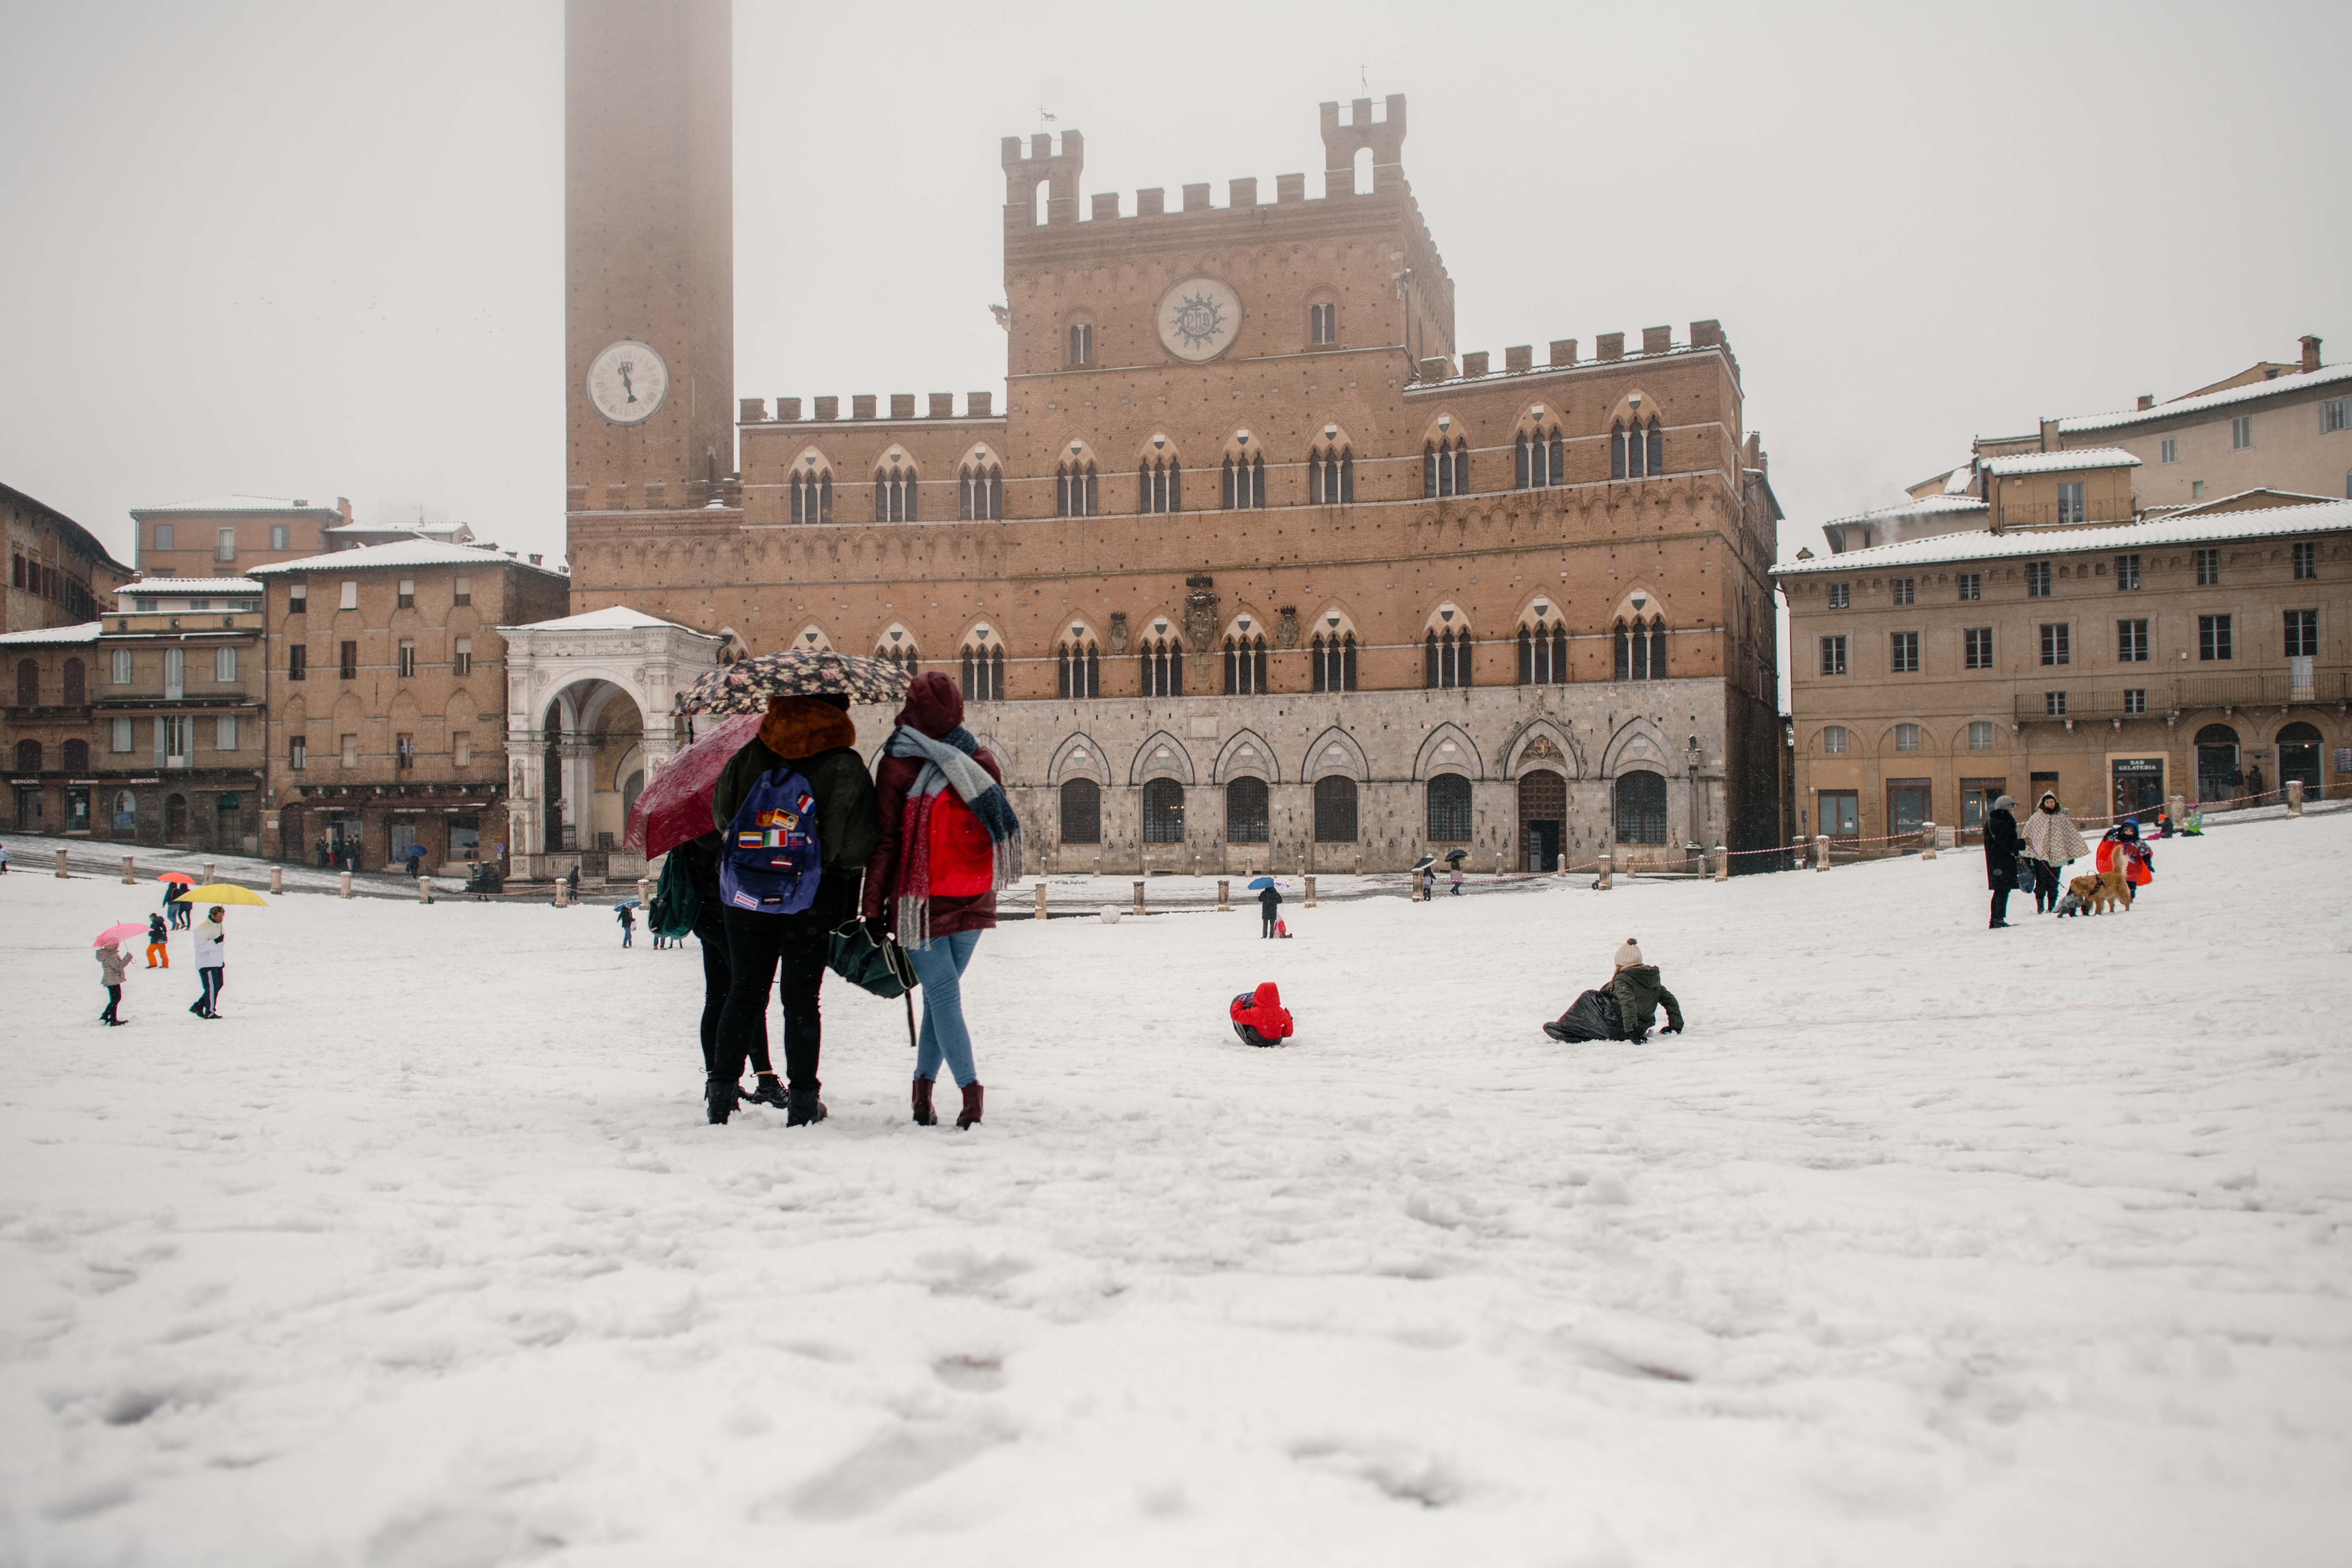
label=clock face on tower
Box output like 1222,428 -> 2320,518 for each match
1156,277 -> 1242,363
585,339 -> 670,425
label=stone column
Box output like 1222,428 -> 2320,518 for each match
1920,823 -> 1937,861
1815,834 -> 1830,871
1597,850 -> 1612,890
2287,780 -> 2304,816
2168,792 -> 2187,827
1035,881 -> 1049,919
120,856 -> 136,884
269,865 -> 284,894
1217,879 -> 1229,911
1713,844 -> 1729,881
417,877 -> 432,904
1304,876 -> 1317,907
553,876 -> 568,908
637,877 -> 651,907
1132,879 -> 1145,915
339,871 -> 353,899
54,848 -> 69,878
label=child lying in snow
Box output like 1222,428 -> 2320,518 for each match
1544,939 -> 1685,1045
1230,982 -> 1294,1046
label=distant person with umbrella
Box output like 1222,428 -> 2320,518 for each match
161,876 -> 191,929
190,907 -> 227,1017
1254,876 -> 1281,937
615,900 -> 636,947
93,925 -> 140,1026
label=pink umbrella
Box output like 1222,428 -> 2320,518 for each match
93,923 -> 145,948
624,712 -> 762,858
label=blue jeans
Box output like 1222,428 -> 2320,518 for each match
908,929 -> 982,1088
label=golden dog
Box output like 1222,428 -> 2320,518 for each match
2069,869 -> 2134,914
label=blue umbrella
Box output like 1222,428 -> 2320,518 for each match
614,897 -> 642,909
1247,876 -> 1276,890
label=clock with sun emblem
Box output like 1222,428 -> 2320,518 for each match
1156,277 -> 1242,363
585,339 -> 670,425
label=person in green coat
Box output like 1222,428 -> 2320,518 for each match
1605,938 -> 1683,1043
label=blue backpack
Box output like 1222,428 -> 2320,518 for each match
719,765 -> 825,915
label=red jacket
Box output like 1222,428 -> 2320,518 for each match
1231,982 -> 1294,1043
859,673 -> 1002,938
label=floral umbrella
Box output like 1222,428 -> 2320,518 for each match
673,648 -> 912,716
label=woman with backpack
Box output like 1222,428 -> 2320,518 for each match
862,672 -> 1024,1130
707,692 -> 878,1126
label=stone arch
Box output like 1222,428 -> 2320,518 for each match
1129,729 -> 1196,786
1213,727 -> 1280,784
789,623 -> 835,653
1602,717 -> 1675,776
1047,730 -> 1106,785
1878,720 -> 1936,758
1300,724 -> 1369,782
1413,722 -> 1486,781
1503,719 -> 1582,779
1608,583 -> 1667,625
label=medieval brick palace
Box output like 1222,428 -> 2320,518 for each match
508,0 -> 1784,880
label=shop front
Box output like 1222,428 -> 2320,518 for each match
2110,757 -> 2166,818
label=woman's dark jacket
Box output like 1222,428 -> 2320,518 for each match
1983,808 -> 2021,891
711,738 -> 878,928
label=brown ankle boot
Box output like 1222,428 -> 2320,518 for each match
956,1082 -> 984,1130
912,1076 -> 937,1126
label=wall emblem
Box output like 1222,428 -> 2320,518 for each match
1277,606 -> 1299,649
1108,612 -> 1129,654
1183,575 -> 1220,653
1156,277 -> 1242,364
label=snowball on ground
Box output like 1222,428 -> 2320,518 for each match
1,817 -> 2347,1565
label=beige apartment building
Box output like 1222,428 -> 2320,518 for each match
130,494 -> 350,579
1777,496 -> 2352,844
249,539 -> 569,871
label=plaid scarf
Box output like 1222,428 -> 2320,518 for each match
885,724 -> 1023,951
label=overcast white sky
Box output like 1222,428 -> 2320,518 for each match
2,1 -> 2346,570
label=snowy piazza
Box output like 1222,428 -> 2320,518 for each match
6,2 -> 2352,1563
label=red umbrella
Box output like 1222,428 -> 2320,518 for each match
156,871 -> 195,884
624,712 -> 761,858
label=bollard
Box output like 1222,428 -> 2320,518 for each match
269,865 -> 284,895
1597,851 -> 1612,890
1919,821 -> 1937,861
120,856 -> 136,884
55,848 -> 70,878
1035,880 -> 1048,919
1304,876 -> 1317,908
553,876 -> 567,908
203,862 -> 215,885
339,871 -> 354,900
1714,844 -> 1729,882
417,876 -> 432,905
2168,793 -> 2187,830
1217,879 -> 1229,911
1555,851 -> 1568,878
1132,879 -> 1145,916
2287,779 -> 2305,816
1815,834 -> 1830,871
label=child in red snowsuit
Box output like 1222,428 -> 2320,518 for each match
1230,982 -> 1294,1046
2096,820 -> 2154,888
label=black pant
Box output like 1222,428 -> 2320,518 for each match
2026,857 -> 2059,912
1990,888 -> 2011,925
197,966 -> 223,1012
102,984 -> 121,1022
716,908 -> 827,1091
1261,913 -> 1276,937
695,905 -> 771,1079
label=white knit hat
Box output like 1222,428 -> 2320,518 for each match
1614,938 -> 1643,968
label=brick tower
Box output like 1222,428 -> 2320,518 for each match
564,0 -> 733,513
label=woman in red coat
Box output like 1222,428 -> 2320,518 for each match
862,672 -> 1022,1128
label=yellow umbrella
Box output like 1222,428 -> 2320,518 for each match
180,883 -> 270,907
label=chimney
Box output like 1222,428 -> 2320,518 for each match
2302,334 -> 2322,373
338,497 -> 353,523
528,553 -> 543,566
739,397 -> 767,423
2038,417 -> 2060,452
2136,395 -> 2154,411
1596,332 -> 1625,361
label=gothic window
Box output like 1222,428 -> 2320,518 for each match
1312,774 -> 1358,842
1142,777 -> 1185,843
1068,322 -> 1093,368
1613,616 -> 1668,680
1139,635 -> 1183,698
873,465 -> 917,522
1311,631 -> 1358,692
1614,771 -> 1667,844
789,468 -> 833,523
1611,421 -> 1628,479
1060,777 -> 1101,844
1308,443 -> 1354,504
1223,634 -> 1268,695
875,640 -> 920,675
1423,437 -> 1471,498
1226,775 -> 1270,842
1057,639 -> 1100,698
1515,426 -> 1561,488
1139,455 -> 1181,514
1056,460 -> 1099,518
1424,620 -> 1473,689
960,638 -> 1005,701
1645,416 -> 1664,475
1222,452 -> 1266,508
1517,617 -> 1570,685
959,464 -> 1002,520
1309,302 -> 1337,345
1426,773 -> 1473,842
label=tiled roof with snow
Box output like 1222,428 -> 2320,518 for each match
505,605 -> 692,633
0,620 -> 102,646
246,540 -> 567,578
1823,493 -> 1989,528
114,578 -> 262,597
2058,361 -> 2352,433
1981,447 -> 2141,477
1942,464 -> 1976,494
1776,497 -> 2352,576
129,494 -> 340,515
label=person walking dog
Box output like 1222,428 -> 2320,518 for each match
862,672 -> 1024,1130
2021,791 -> 2089,915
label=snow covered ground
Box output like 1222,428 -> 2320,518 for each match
3,816 -> 2349,1566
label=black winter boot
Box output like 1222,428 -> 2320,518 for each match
744,1074 -> 788,1108
786,1086 -> 828,1127
705,1077 -> 738,1125
912,1076 -> 938,1126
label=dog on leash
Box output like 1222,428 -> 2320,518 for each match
2068,869 -> 2134,915
2054,890 -> 2090,918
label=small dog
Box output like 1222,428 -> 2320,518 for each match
2054,891 -> 2089,918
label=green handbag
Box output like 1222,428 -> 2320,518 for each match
826,919 -> 915,1000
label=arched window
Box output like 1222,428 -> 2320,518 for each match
1223,634 -> 1268,695
1614,616 -> 1665,680
1614,771 -> 1667,844
1424,619 -> 1473,689
1423,436 -> 1469,498
1822,725 -> 1849,754
1517,617 -> 1570,685
873,465 -> 917,522
1056,459 -> 1099,518
1646,417 -> 1664,475
61,658 -> 85,706
1222,451 -> 1266,508
959,464 -> 1002,520
1312,774 -> 1358,842
14,738 -> 40,772
960,636 -> 1004,701
1138,455 -> 1181,514
62,738 -> 89,772
1894,723 -> 1921,752
875,640 -> 919,675
789,466 -> 833,524
1139,635 -> 1183,698
1615,416 -> 1658,480
1060,777 -> 1101,844
1057,639 -> 1100,698
1308,443 -> 1353,504
1309,301 -> 1338,345
1427,774 -> 1473,842
15,658 -> 36,707
1142,777 -> 1185,843
1312,631 -> 1357,692
1226,775 -> 1270,842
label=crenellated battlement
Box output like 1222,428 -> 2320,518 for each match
1406,322 -> 1736,392
1321,94 -> 1407,194
737,391 -> 1004,426
1002,130 -> 1084,228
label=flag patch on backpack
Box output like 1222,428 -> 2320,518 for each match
721,770 -> 824,914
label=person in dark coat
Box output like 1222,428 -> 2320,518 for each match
1544,938 -> 1684,1043
673,832 -> 779,1101
565,863 -> 581,899
708,692 -> 879,1126
314,838 -> 330,868
1984,794 -> 2022,928
1257,880 -> 1281,937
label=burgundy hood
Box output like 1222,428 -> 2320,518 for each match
894,671 -> 964,739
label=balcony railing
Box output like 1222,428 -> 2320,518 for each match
2016,669 -> 2347,722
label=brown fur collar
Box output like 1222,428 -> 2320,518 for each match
758,698 -> 855,760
